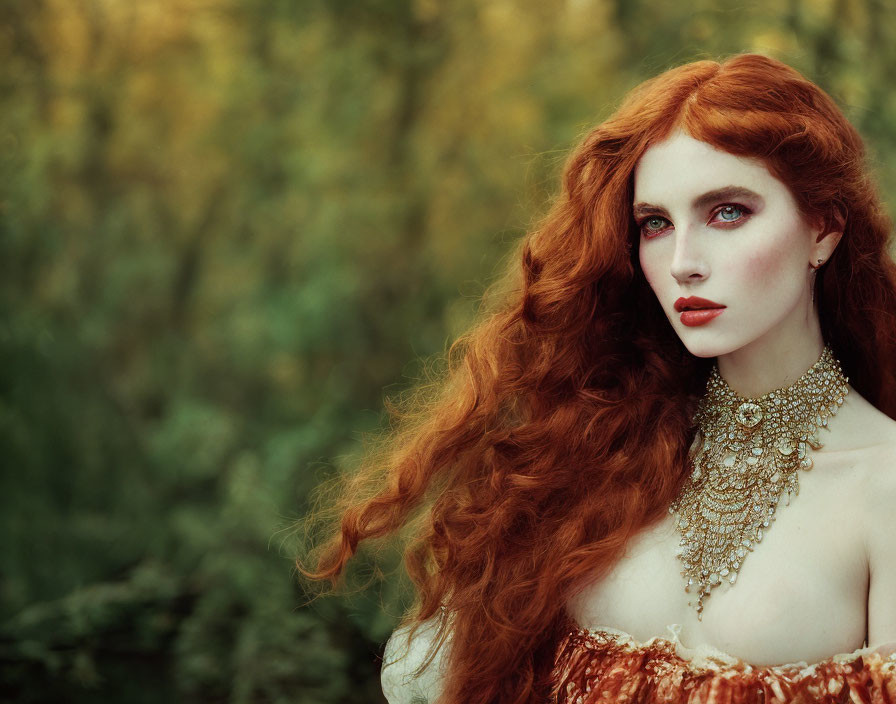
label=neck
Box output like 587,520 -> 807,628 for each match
715,310 -> 825,399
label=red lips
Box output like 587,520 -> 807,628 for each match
674,297 -> 726,327
674,296 -> 725,312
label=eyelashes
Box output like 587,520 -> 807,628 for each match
637,204 -> 753,238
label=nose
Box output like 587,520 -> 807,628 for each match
669,229 -> 709,284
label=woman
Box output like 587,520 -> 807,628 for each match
303,53 -> 896,703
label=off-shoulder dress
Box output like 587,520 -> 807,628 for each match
551,622 -> 896,704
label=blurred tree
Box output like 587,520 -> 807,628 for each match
0,0 -> 892,701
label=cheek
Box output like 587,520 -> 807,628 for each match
638,247 -> 665,292
742,251 -> 785,286
724,237 -> 804,298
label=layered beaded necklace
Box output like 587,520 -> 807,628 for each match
670,345 -> 849,619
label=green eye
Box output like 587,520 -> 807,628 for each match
641,216 -> 669,235
719,206 -> 742,221
716,204 -> 751,223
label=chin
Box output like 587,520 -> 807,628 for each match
676,334 -> 740,359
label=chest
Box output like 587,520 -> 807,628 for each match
568,452 -> 870,666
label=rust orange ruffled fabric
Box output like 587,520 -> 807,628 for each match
551,625 -> 896,704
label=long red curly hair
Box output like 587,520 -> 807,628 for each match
301,53 -> 896,703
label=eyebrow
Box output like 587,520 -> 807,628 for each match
632,186 -> 763,218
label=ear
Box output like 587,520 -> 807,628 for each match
809,206 -> 845,268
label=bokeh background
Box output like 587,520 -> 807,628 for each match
2,0 -> 895,702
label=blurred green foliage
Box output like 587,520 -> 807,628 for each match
1,0 -> 893,701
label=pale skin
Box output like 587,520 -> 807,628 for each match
383,132 -> 896,701
569,129 -> 896,665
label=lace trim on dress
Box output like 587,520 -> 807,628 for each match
551,624 -> 896,704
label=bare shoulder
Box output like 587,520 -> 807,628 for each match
846,389 -> 896,488
833,386 -> 896,469
381,617 -> 450,704
858,417 -> 896,550
845,391 -> 896,648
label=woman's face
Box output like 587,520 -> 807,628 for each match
634,129 -> 828,360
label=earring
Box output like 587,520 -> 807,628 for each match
810,259 -> 824,303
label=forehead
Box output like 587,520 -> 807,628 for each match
633,131 -> 779,204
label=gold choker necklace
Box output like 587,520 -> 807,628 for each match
670,345 -> 849,619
